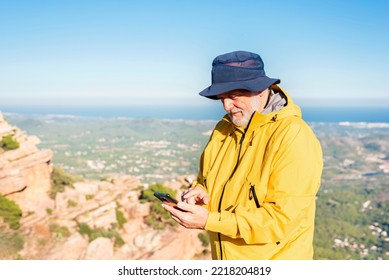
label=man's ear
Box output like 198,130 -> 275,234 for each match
257,88 -> 270,97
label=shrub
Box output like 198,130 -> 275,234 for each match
116,209 -> 127,229
139,183 -> 176,203
0,195 -> 22,230
0,226 -> 24,259
198,232 -> 210,247
78,222 -> 124,247
50,166 -> 77,199
0,135 -> 20,151
49,223 -> 70,241
67,199 -> 78,208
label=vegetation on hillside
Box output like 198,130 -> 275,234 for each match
314,179 -> 389,260
198,232 -> 210,247
0,135 -> 20,151
116,208 -> 127,229
0,196 -> 24,259
77,222 -> 124,247
50,166 -> 78,199
139,183 -> 178,230
0,226 -> 24,260
0,195 -> 22,230
49,223 -> 71,241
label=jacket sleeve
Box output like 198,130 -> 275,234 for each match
205,122 -> 323,244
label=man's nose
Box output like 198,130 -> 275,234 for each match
221,98 -> 234,111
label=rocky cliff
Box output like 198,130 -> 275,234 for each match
0,112 -> 53,217
0,112 -> 210,260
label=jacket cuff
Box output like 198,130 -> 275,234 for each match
193,181 -> 206,191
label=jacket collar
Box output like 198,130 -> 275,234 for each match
248,86 -> 301,132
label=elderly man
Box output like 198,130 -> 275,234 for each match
162,50 -> 323,260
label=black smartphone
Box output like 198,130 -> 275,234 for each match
153,192 -> 187,212
153,192 -> 179,205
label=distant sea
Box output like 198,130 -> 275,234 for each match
1,105 -> 389,123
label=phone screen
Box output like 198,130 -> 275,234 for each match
153,192 -> 179,205
153,192 -> 187,212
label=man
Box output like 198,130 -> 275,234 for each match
162,50 -> 323,260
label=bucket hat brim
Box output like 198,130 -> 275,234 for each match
199,76 -> 280,100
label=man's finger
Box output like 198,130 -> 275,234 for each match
182,190 -> 197,199
185,196 -> 196,205
202,195 -> 210,204
177,201 -> 197,212
162,202 -> 187,215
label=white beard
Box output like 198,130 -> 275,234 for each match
228,97 -> 261,129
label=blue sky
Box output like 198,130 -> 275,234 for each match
1,0 -> 388,107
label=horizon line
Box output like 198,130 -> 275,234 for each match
1,97 -> 389,108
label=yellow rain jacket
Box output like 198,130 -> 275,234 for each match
197,85 -> 323,260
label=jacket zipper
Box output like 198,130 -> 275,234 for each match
217,132 -> 245,260
249,183 -> 260,208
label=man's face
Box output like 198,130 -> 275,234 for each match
217,90 -> 261,128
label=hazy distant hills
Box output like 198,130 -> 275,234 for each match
5,114 -> 217,183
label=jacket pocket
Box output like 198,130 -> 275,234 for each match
249,183 -> 260,208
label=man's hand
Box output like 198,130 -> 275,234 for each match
181,186 -> 210,205
162,202 -> 209,230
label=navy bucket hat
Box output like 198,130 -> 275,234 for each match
199,51 -> 280,99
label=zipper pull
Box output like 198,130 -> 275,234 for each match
239,134 -> 245,145
249,183 -> 260,208
249,131 -> 254,146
